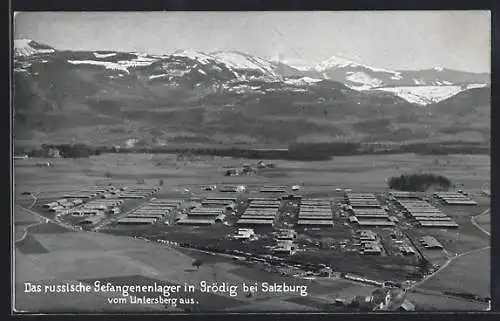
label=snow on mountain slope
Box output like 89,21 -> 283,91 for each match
93,52 -> 117,58
14,39 -> 56,57
211,51 -> 281,79
14,39 -> 490,106
67,60 -> 130,73
172,49 -> 215,65
67,54 -> 157,73
284,77 -> 322,86
466,83 -> 488,90
117,55 -> 157,68
314,55 -> 401,75
345,72 -> 384,91
375,84 -> 487,105
149,73 -> 168,80
314,55 -> 356,70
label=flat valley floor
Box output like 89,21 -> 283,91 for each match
13,153 -> 490,312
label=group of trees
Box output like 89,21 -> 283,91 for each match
288,142 -> 361,159
21,138 -> 488,164
398,142 -> 489,155
388,173 -> 451,192
27,143 -> 103,158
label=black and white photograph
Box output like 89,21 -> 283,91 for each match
12,11 -> 491,313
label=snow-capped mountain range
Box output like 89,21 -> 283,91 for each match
13,39 -> 490,146
14,39 -> 489,105
14,39 -> 56,57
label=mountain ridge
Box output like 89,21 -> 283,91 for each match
13,39 -> 490,147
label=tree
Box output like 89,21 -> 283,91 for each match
159,179 -> 164,186
105,171 -> 112,179
192,259 -> 202,269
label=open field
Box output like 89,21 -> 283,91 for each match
15,205 -> 39,224
417,246 -> 490,299
14,153 -> 490,196
13,226 -> 322,312
475,211 -> 491,234
14,206 -> 41,241
405,221 -> 489,255
406,291 -> 488,311
13,152 -> 490,312
15,234 -> 50,254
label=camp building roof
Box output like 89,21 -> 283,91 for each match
419,221 -> 458,228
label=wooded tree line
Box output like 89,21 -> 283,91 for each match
388,173 -> 451,192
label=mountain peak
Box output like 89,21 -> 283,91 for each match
14,39 -> 55,57
314,55 -> 359,71
171,49 -> 215,64
314,54 -> 398,75
210,51 -> 280,78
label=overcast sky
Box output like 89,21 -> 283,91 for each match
14,11 -> 490,73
